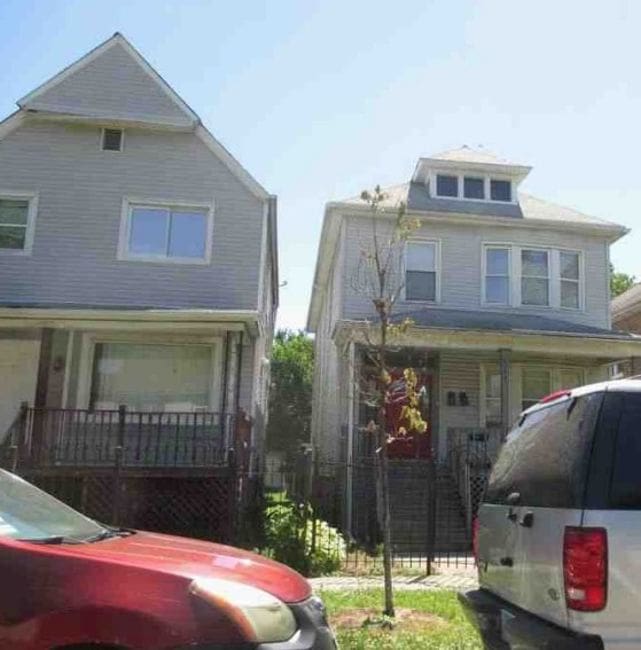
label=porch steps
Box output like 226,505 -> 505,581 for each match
387,461 -> 471,555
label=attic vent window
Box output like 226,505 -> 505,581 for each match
101,128 -> 123,152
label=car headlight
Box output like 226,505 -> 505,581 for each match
190,578 -> 297,643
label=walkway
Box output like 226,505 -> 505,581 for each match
310,570 -> 478,592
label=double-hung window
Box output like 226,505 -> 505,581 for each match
0,195 -> 37,253
560,251 -> 580,309
521,249 -> 550,306
485,247 -> 510,304
522,368 -> 551,411
483,365 -> 502,426
121,201 -> 212,263
405,241 -> 438,301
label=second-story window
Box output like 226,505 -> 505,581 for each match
490,179 -> 511,202
0,195 -> 37,254
120,201 -> 212,263
485,247 -> 510,304
405,241 -> 438,301
521,249 -> 549,306
560,251 -> 580,309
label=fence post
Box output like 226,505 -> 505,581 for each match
425,458 -> 437,576
111,405 -> 126,527
310,448 -> 320,554
227,446 -> 238,543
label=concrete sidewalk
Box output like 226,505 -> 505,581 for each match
310,571 -> 478,592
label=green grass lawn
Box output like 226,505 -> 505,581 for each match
320,589 -> 482,649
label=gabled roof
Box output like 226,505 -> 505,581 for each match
18,33 -> 198,127
5,33 -> 270,202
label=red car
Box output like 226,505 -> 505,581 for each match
0,469 -> 337,649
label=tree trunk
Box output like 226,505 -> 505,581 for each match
378,441 -> 395,616
377,330 -> 395,618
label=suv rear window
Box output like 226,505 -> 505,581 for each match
609,392 -> 641,508
485,393 -> 603,508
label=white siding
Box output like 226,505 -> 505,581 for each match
341,214 -> 611,329
25,41 -> 191,125
0,120 -> 264,310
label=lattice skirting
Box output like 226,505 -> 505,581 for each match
30,473 -> 236,543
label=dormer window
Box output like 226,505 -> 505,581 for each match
436,174 -> 458,197
431,171 -> 514,203
464,176 -> 485,199
490,179 -> 511,202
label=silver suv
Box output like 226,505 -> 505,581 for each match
460,378 -> 641,649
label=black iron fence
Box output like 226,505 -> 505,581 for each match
3,404 -> 236,469
242,437 -> 495,575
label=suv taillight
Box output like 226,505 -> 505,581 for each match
563,527 -> 607,612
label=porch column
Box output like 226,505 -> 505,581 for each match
499,348 -> 511,439
345,340 -> 356,536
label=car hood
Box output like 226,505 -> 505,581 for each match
65,531 -> 311,604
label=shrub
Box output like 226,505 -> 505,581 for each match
262,498 -> 346,576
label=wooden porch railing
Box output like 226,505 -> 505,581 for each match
3,405 -> 240,470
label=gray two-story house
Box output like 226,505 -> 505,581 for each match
0,33 -> 277,474
309,147 -> 641,467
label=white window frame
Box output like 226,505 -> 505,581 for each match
559,248 -> 584,311
76,332 -> 223,412
482,246 -> 511,306
481,243 -> 584,311
479,364 -> 503,428
430,170 -> 517,204
0,191 -> 38,256
403,238 -> 441,303
520,247 -> 551,308
101,127 -> 124,152
434,173 -> 459,198
117,197 -> 214,265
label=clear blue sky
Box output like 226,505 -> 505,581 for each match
1,0 -> 640,329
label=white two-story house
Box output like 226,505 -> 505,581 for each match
0,33 -> 277,474
308,147 -> 641,467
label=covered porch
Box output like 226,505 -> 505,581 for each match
0,307 -> 259,472
340,320 -> 641,462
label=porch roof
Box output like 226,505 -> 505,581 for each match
335,308 -> 641,360
393,307 -> 635,340
0,305 -> 261,336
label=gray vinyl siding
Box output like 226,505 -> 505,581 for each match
311,230 -> 345,460
0,120 -> 264,310
341,214 -> 611,329
24,42 -> 192,126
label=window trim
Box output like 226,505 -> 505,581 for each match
430,171 -> 517,204
482,246 -> 511,306
117,196 -> 214,265
559,248 -> 584,311
76,332 -> 223,411
101,127 -> 124,152
481,242 -> 585,311
520,247 -> 551,307
403,238 -> 441,303
0,191 -> 38,256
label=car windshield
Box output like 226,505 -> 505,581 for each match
0,469 -> 107,542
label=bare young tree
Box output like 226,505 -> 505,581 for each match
350,186 -> 427,618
